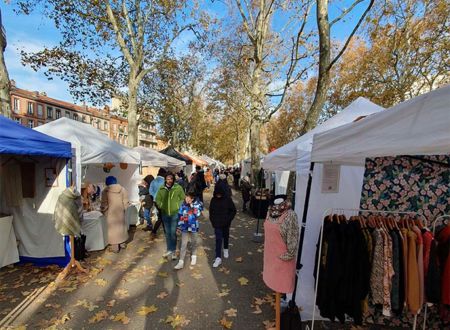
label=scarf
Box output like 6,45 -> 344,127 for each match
54,188 -> 82,236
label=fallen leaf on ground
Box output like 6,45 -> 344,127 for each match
238,277 -> 249,286
263,319 -> 276,330
111,311 -> 130,324
158,271 -> 169,278
218,267 -> 230,275
88,310 -> 108,324
247,251 -> 253,255
224,308 -> 237,317
44,303 -> 61,309
218,289 -> 230,297
165,314 -> 191,328
235,257 -> 243,263
254,297 -> 265,306
191,272 -> 204,280
219,317 -> 233,329
157,291 -> 169,299
107,299 -> 116,307
94,278 -> 107,287
137,305 -> 158,316
114,288 -> 130,299
75,299 -> 99,311
252,306 -> 262,314
176,281 -> 185,287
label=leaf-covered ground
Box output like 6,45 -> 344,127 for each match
0,189 -> 277,330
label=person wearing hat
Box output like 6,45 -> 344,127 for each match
209,184 -> 237,268
240,176 -> 252,212
101,176 -> 129,253
216,173 -> 232,198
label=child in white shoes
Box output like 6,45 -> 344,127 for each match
209,185 -> 236,268
174,192 -> 203,270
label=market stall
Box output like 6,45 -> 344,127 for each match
35,118 -> 141,248
0,115 -> 72,267
301,86 -> 450,328
261,97 -> 384,320
160,146 -> 191,173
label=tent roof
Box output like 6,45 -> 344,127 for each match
262,97 -> 384,171
35,117 -> 140,164
0,115 -> 71,158
311,85 -> 450,165
160,146 -> 192,165
133,146 -> 168,167
183,152 -> 209,167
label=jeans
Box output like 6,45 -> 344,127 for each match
214,226 -> 230,258
144,208 -> 152,229
162,214 -> 178,252
179,232 -> 199,261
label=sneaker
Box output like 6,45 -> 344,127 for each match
163,251 -> 172,258
213,257 -> 222,268
190,255 -> 197,266
174,260 -> 184,270
223,249 -> 229,259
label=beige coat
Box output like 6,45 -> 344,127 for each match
101,184 -> 129,245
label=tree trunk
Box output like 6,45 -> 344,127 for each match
0,27 -> 11,119
250,119 -> 262,186
301,0 -> 331,135
127,76 -> 139,148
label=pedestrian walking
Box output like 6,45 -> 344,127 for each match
149,168 -> 166,237
155,172 -> 185,260
240,176 -> 252,212
216,173 -> 232,198
138,175 -> 154,230
209,184 -> 237,268
100,176 -> 129,253
174,191 -> 203,270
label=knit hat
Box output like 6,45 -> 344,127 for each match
105,176 -> 117,186
219,174 -> 227,180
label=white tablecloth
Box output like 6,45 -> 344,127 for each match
126,203 -> 140,228
0,215 -> 20,268
81,211 -> 108,252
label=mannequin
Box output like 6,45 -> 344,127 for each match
263,196 -> 299,293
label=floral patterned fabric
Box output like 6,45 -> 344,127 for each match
360,155 -> 450,329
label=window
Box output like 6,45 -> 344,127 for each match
14,117 -> 21,124
113,124 -> 117,131
27,102 -> 34,115
104,121 -> 108,130
13,98 -> 20,113
38,121 -> 44,126
28,120 -> 34,128
56,109 -> 61,119
37,104 -> 43,117
82,115 -> 86,123
47,106 -> 53,119
73,113 -> 78,121
65,111 -> 71,119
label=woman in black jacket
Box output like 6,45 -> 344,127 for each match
209,184 -> 237,268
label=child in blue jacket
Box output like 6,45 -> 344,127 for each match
174,191 -> 203,270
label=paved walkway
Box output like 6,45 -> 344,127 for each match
0,189 -> 276,329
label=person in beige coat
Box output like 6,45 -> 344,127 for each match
101,176 -> 129,253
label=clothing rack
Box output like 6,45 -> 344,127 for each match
311,208 -> 427,330
421,214 -> 450,330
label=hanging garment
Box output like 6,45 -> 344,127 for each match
381,229 -> 394,317
370,229 -> 384,305
263,211 -> 296,294
54,188 -> 82,236
390,231 -> 401,313
2,164 -> 22,207
407,230 -> 420,314
400,228 -> 409,307
436,226 -> 450,306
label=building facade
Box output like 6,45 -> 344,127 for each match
9,82 -> 157,148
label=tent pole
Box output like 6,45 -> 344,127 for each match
292,162 -> 315,303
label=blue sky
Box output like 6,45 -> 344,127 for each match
1,1 -> 369,105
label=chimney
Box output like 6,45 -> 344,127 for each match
40,91 -> 47,96
10,79 -> 16,87
33,91 -> 39,97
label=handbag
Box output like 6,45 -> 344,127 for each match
280,300 -> 302,330
74,234 -> 87,260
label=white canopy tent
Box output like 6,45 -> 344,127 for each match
35,118 -> 141,202
297,86 -> 450,321
311,85 -> 450,165
260,97 -> 384,320
133,146 -> 168,167
262,97 -> 384,173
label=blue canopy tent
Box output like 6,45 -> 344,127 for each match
0,115 -> 72,266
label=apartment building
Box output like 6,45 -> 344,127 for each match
9,82 -> 157,148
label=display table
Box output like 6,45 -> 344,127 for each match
0,215 -> 20,268
81,211 -> 108,251
126,203 -> 140,228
